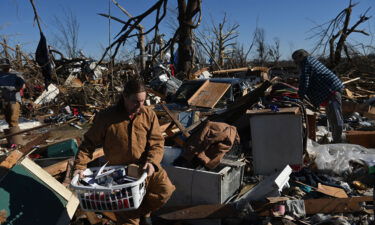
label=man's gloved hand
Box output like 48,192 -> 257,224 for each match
73,169 -> 84,179
143,162 -> 155,177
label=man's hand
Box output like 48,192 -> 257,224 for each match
73,169 -> 84,179
143,162 -> 155,177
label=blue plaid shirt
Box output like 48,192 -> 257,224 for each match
298,56 -> 343,107
0,72 -> 25,103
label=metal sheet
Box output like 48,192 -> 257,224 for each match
250,114 -> 303,175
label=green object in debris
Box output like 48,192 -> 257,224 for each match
297,184 -> 312,193
46,139 -> 78,158
369,166 -> 375,174
0,164 -> 67,225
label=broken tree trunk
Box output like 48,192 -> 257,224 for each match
177,0 -> 201,79
2,38 -> 10,59
110,0 -> 146,70
211,67 -> 250,75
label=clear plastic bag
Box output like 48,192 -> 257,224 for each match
306,139 -> 375,175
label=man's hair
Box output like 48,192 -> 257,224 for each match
292,49 -> 309,62
123,78 -> 146,97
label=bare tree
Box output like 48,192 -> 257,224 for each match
109,0 -> 146,70
253,27 -> 268,66
268,37 -> 281,64
229,42 -> 251,68
195,14 -> 239,69
98,0 -> 167,65
195,30 -> 218,68
52,8 -> 80,58
176,0 -> 202,78
309,0 -> 371,69
214,14 -> 239,67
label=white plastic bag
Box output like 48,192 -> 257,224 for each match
306,139 -> 375,175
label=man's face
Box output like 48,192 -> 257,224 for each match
123,91 -> 146,115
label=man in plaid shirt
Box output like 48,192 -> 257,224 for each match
292,49 -> 344,143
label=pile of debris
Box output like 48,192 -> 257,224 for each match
1,57 -> 375,225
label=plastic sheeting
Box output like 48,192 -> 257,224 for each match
306,139 -> 375,175
0,118 -> 42,132
34,84 -> 59,105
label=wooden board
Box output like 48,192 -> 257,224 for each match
317,183 -> 348,198
304,196 -> 373,214
247,107 -> 300,115
161,104 -> 190,138
159,204 -> 237,220
346,130 -> 375,148
159,196 -> 374,220
343,77 -> 360,85
0,134 -> 50,179
293,180 -> 348,198
258,196 -> 373,216
187,80 -> 230,108
211,67 -> 250,75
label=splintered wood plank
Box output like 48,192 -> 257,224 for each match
343,77 -> 360,85
293,180 -> 348,198
258,196 -> 373,216
161,104 -> 190,138
304,196 -> 373,214
0,150 -> 23,170
187,81 -> 230,108
159,204 -> 237,220
0,133 -> 50,179
345,88 -> 355,99
317,183 -> 348,198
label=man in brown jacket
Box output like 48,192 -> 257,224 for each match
74,79 -> 175,225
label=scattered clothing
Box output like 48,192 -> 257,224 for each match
180,121 -> 240,169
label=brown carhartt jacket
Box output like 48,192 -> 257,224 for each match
182,121 -> 240,169
75,103 -> 164,170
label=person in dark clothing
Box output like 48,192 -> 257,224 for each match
292,49 -> 344,143
0,58 -> 25,146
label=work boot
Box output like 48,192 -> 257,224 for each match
140,216 -> 152,225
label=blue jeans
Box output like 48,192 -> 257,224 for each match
326,92 -> 344,143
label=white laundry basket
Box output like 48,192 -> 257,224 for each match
71,166 -> 147,212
